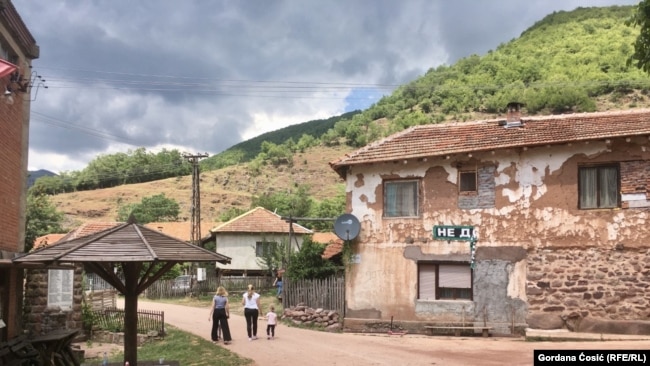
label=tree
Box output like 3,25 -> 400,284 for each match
251,184 -> 313,218
25,189 -> 65,252
286,236 -> 338,280
255,239 -> 290,275
627,0 -> 650,73
117,193 -> 180,223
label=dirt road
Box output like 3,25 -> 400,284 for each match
110,299 -> 648,366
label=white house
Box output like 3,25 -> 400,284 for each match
210,207 -> 312,276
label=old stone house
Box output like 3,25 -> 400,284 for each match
330,107 -> 650,335
0,0 -> 39,342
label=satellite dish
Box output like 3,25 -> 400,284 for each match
334,214 -> 360,241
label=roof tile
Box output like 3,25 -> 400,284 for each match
330,109 -> 650,175
211,207 -> 312,234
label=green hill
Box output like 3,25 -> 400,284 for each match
37,5 -> 650,195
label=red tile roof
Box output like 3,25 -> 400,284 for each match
145,222 -> 214,242
211,207 -> 312,234
33,234 -> 66,250
60,222 -> 122,241
313,232 -> 344,259
330,108 -> 650,177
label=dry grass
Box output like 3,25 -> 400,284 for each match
51,145 -> 353,229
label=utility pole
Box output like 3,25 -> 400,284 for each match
183,152 -> 208,297
183,153 -> 209,247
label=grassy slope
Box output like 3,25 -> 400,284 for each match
52,145 -> 352,228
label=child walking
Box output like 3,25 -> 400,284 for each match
266,305 -> 277,340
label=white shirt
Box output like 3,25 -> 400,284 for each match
243,292 -> 260,309
266,311 -> 277,325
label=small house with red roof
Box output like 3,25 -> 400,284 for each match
330,106 -> 650,336
209,207 -> 312,276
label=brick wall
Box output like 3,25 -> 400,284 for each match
0,97 -> 25,252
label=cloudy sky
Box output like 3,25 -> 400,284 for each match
13,0 -> 639,173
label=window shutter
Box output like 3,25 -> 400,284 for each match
419,264 -> 436,299
439,264 -> 471,288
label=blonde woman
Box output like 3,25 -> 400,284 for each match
208,286 -> 232,344
241,284 -> 262,340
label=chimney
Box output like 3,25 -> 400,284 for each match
506,102 -> 524,123
157,226 -> 163,232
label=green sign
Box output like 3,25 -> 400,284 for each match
433,225 -> 475,241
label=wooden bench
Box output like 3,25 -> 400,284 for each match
424,325 -> 493,337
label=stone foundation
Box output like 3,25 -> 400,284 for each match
526,247 -> 650,335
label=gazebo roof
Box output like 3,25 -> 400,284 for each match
12,220 -> 231,365
13,221 -> 231,265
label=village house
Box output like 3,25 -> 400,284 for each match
330,106 -> 650,335
208,207 -> 312,276
0,0 -> 39,342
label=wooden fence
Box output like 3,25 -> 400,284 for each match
282,275 -> 345,316
86,289 -> 117,310
143,276 -> 274,299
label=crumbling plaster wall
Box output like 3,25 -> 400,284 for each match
344,137 -> 650,327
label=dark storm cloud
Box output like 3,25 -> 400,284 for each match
10,0 -> 638,172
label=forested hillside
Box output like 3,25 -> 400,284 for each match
40,5 -> 650,227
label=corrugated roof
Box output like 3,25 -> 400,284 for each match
211,207 -> 312,234
330,108 -> 650,177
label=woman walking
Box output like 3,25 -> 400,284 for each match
242,284 -> 262,340
208,286 -> 232,344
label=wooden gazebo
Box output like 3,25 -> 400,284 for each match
13,219 -> 231,366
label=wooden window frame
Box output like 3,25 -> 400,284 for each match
578,164 -> 620,209
459,170 -> 477,194
383,179 -> 420,218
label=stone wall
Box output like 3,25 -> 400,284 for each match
526,247 -> 650,334
23,265 -> 84,336
282,304 -> 342,332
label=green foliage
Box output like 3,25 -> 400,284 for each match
286,237 -> 338,280
251,184 -> 313,218
201,110 -> 361,169
307,185 -> 346,231
116,193 -> 180,223
24,188 -> 65,252
627,0 -> 650,73
255,239 -> 290,274
81,294 -> 97,332
32,148 -> 191,194
219,207 -> 246,222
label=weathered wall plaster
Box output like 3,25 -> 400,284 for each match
343,137 -> 650,332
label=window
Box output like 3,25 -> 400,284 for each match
579,165 -> 619,209
255,241 -> 277,257
418,263 -> 472,300
459,170 -> 477,193
384,180 -> 418,217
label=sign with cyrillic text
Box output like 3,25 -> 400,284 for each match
433,225 -> 475,242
